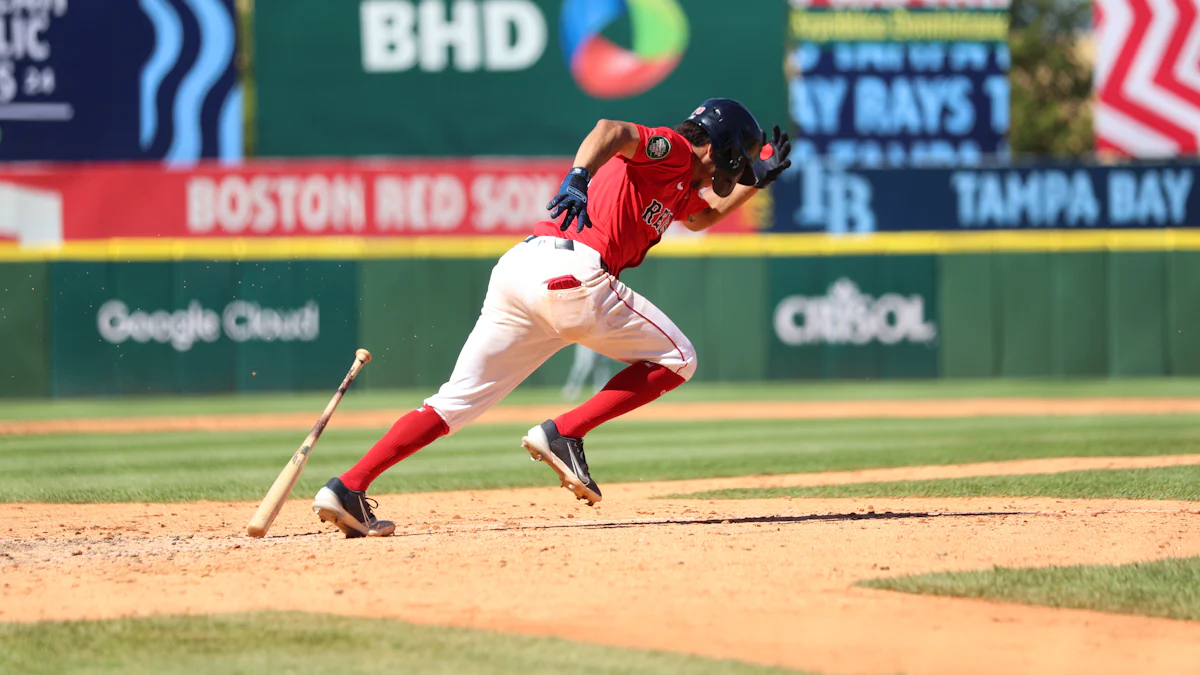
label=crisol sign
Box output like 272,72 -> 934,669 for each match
97,300 -> 320,352
774,278 -> 936,346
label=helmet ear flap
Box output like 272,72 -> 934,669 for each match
737,129 -> 768,186
737,164 -> 759,187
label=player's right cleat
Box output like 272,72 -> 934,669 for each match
522,420 -> 602,506
312,477 -> 395,538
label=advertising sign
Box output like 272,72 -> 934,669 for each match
0,0 -> 241,163
254,0 -> 788,157
771,162 -> 1200,233
1094,0 -> 1200,157
769,254 -> 939,378
50,260 -> 358,396
787,0 -> 1010,167
0,158 -> 762,245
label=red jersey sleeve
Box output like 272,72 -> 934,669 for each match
623,125 -> 692,178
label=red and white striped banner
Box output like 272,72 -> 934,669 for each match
1095,0 -> 1200,157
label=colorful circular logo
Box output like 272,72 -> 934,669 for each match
560,0 -> 689,99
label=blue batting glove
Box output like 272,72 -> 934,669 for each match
547,167 -> 592,233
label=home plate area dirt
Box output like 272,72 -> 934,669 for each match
3,455 -> 1200,675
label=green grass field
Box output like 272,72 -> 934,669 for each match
3,413 -> 1199,502
0,612 -> 806,675
2,378 -> 1198,420
862,557 -> 1200,621
672,465 -> 1200,501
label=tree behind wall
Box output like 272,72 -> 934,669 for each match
1009,0 -> 1094,158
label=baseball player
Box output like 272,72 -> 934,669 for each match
313,98 -> 791,537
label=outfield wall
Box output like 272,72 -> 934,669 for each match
4,241 -> 1198,398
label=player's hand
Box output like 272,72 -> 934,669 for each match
547,167 -> 592,233
751,125 -> 792,189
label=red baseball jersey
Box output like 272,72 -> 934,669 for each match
533,124 -> 709,276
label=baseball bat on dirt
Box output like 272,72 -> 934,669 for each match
246,348 -> 372,538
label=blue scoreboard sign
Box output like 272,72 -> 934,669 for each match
786,0 -> 1010,167
0,0 -> 241,163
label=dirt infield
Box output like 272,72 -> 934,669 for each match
4,396 -> 1200,435
3,454 -> 1199,675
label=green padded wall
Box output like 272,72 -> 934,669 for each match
0,263 -> 50,397
939,255 -> 996,378
1168,251 -> 1200,375
1051,252 -> 1108,376
995,253 -> 1054,377
1108,252 -> 1168,376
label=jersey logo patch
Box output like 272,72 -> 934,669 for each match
646,136 -> 671,160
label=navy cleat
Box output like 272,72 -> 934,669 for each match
312,477 -> 395,538
521,420 -> 602,505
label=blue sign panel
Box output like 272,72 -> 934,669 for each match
0,0 -> 241,164
787,3 -> 1010,167
772,163 -> 1200,233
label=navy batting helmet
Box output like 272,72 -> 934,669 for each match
687,98 -> 764,194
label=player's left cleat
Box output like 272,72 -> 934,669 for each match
312,477 -> 396,538
522,420 -> 602,505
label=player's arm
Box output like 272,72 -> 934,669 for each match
682,125 -> 793,232
548,120 -> 641,232
682,185 -> 759,232
571,119 -> 642,174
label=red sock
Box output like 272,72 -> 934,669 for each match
554,362 -> 686,438
340,406 -> 448,492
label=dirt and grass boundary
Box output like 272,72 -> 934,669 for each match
4,397 -> 1200,436
3,396 -> 1199,674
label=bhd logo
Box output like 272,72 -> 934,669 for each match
560,0 -> 689,99
360,0 -> 687,97
361,0 -> 548,72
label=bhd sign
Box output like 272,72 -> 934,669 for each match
254,0 -> 786,157
359,0 -> 689,90
360,0 -> 547,73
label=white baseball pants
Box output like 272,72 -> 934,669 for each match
425,236 -> 696,433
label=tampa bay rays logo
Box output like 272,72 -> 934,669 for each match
138,0 -> 241,164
